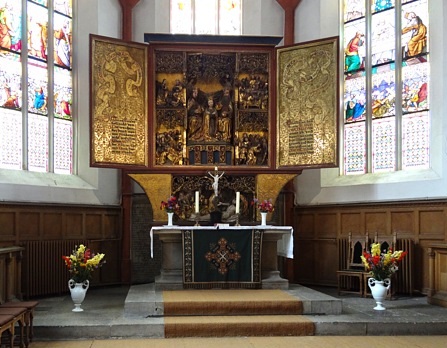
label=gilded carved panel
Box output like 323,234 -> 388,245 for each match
277,37 -> 339,168
90,35 -> 148,167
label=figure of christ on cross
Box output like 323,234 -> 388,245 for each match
208,167 -> 225,197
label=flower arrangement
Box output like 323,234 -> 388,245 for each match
251,198 -> 274,213
62,245 -> 106,283
361,243 -> 407,281
160,195 -> 180,214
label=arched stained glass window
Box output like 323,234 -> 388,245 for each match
0,0 -> 73,174
343,0 -> 429,175
170,0 -> 241,35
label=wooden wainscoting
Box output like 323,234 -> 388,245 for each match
292,200 -> 447,295
0,203 -> 122,298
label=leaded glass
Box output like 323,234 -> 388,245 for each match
402,0 -> 428,59
195,0 -> 217,34
54,66 -> 72,120
54,12 -> 71,68
402,112 -> 429,169
344,122 -> 366,175
344,0 -> 365,22
28,113 -> 48,172
54,0 -> 71,17
371,9 -> 395,66
54,118 -> 72,174
0,54 -> 22,110
402,60 -> 429,113
344,74 -> 366,123
0,108 -> 22,170
372,0 -> 394,13
344,19 -> 366,73
170,0 -> 192,34
27,1 -> 48,61
29,0 -> 47,6
0,0 -> 22,53
372,117 -> 395,173
28,61 -> 48,115
371,65 -> 395,118
219,0 -> 241,35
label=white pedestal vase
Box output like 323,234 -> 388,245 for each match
69,279 -> 89,312
368,278 -> 390,310
260,212 -> 267,226
167,212 -> 174,226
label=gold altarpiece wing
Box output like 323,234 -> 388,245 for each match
90,35 -> 148,167
89,34 -> 338,171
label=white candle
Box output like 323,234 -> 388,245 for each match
195,191 -> 200,213
235,192 -> 240,214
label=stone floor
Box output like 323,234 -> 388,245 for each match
31,283 -> 447,340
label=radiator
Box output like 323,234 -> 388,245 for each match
22,240 -> 87,298
395,238 -> 414,295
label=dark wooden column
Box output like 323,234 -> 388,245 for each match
118,0 -> 140,41
276,0 -> 302,45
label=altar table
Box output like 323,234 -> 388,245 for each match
150,225 -> 293,290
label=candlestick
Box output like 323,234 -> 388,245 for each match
235,192 -> 240,214
195,191 -> 200,213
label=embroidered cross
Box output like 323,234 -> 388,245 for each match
205,237 -> 241,275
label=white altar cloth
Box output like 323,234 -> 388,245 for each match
150,225 -> 293,259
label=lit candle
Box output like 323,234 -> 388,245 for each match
195,191 -> 200,213
235,192 -> 240,214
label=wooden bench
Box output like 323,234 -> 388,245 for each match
1,301 -> 39,347
0,314 -> 16,348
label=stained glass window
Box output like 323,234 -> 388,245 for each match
343,0 -> 429,175
0,0 -> 73,174
170,0 -> 241,35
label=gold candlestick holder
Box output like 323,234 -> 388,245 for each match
235,213 -> 240,226
195,214 -> 200,226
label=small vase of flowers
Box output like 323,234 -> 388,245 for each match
160,196 -> 180,225
252,198 -> 274,225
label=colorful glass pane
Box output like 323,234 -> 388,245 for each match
372,117 -> 395,173
54,66 -> 72,120
54,0 -> 72,17
53,13 -> 71,68
402,60 -> 429,113
195,0 -> 217,34
27,1 -> 48,61
371,9 -> 395,66
0,108 -> 22,170
344,19 -> 366,73
371,65 -> 395,119
344,0 -> 365,22
219,0 -> 241,35
54,118 -> 72,174
402,0 -> 428,59
402,112 -> 429,170
372,0 -> 394,13
0,0 -> 22,53
28,61 -> 48,115
344,74 -> 366,123
29,0 -> 47,6
344,122 -> 366,175
28,113 -> 48,172
170,0 -> 192,34
0,54 -> 22,110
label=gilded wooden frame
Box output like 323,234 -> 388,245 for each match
90,35 -> 148,167
276,37 -> 339,169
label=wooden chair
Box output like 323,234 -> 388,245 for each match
337,232 -> 369,296
363,232 -> 397,298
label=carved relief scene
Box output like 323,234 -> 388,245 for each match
154,50 -> 271,167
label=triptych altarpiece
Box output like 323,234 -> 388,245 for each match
90,34 -> 339,172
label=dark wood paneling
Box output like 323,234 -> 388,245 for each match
293,200 -> 447,294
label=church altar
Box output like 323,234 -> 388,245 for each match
150,225 -> 293,290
